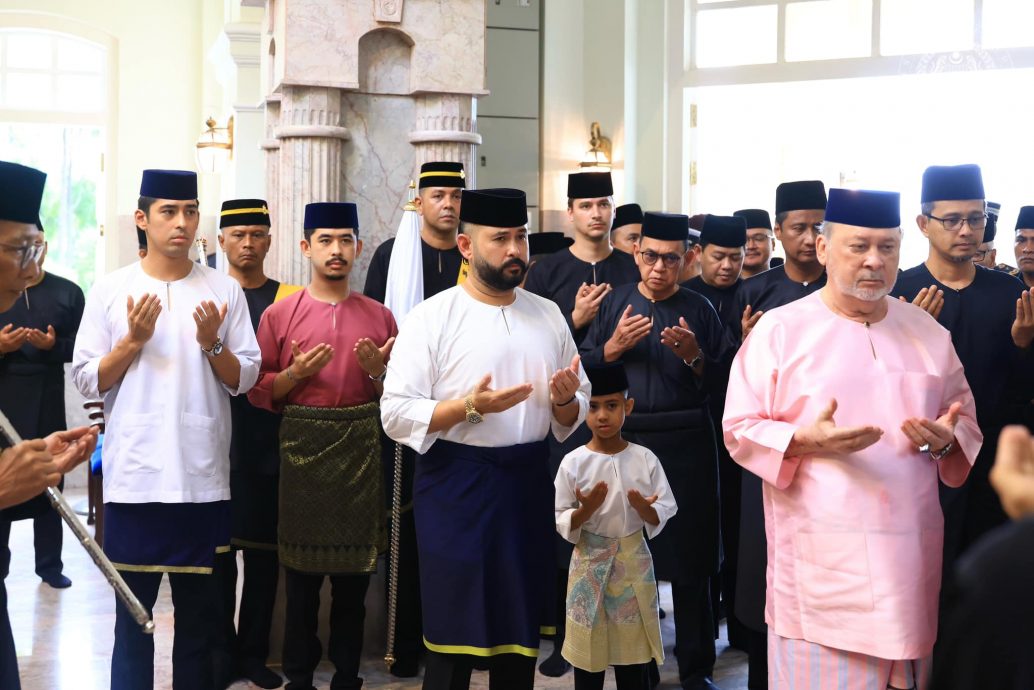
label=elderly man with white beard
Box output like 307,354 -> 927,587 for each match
723,188 -> 982,689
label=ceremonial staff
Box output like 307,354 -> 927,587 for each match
0,410 -> 155,633
383,182 -> 417,670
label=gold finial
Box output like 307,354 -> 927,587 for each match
403,179 -> 417,211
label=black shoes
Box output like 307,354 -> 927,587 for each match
537,643 -> 571,677
241,660 -> 284,689
41,573 -> 72,589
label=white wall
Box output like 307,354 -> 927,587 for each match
541,0 -> 676,230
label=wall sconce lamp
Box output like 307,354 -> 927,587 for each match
196,115 -> 234,174
579,121 -> 612,171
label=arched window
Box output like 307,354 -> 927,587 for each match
0,28 -> 107,288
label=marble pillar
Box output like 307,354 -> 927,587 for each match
409,94 -> 481,181
273,85 -> 350,286
261,95 -> 282,276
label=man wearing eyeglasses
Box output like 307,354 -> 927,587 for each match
0,217 -> 86,594
892,164 -> 1034,593
581,212 -> 735,690
0,160 -> 97,690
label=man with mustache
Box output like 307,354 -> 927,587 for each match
725,187 -> 981,690
381,188 -> 589,690
892,165 -> 1034,582
581,212 -> 735,690
733,209 -> 775,280
72,169 -> 261,690
0,160 -> 97,689
212,199 -> 298,688
249,202 -> 397,690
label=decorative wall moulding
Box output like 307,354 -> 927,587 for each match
275,125 -> 352,141
408,130 -> 482,145
374,0 -> 404,23
260,139 -> 281,151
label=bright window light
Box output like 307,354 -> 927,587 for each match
696,5 -> 778,68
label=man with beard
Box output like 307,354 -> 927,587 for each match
892,164 -> 1034,580
249,202 -> 397,690
725,187 -> 980,690
581,212 -> 734,690
381,188 -> 590,690
364,162 -> 467,303
524,171 -> 639,676
212,199 -> 297,689
733,209 -> 774,280
0,161 -> 97,689
611,203 -> 643,256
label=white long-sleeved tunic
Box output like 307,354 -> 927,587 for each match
71,262 -> 260,503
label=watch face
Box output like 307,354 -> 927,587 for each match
211,340 -> 224,356
466,412 -> 483,424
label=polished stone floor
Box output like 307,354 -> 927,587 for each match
7,490 -> 748,689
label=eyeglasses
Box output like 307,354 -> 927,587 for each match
745,234 -> 773,245
971,250 -> 988,260
925,213 -> 987,232
639,249 -> 683,269
0,242 -> 44,269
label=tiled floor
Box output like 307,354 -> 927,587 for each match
7,490 -> 748,689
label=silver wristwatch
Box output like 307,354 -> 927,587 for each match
202,337 -> 224,357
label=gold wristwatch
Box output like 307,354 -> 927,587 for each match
464,394 -> 484,424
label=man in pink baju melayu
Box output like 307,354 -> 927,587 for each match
723,188 -> 982,690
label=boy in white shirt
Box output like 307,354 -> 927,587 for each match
555,362 -> 677,690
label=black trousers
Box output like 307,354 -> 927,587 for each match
745,627 -> 768,690
32,507 -> 63,579
111,569 -> 218,690
553,566 -> 569,644
574,664 -> 649,690
214,547 -> 279,670
386,508 -> 423,662
422,651 -> 536,690
672,575 -> 717,687
0,520 -> 19,689
282,568 -> 369,690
